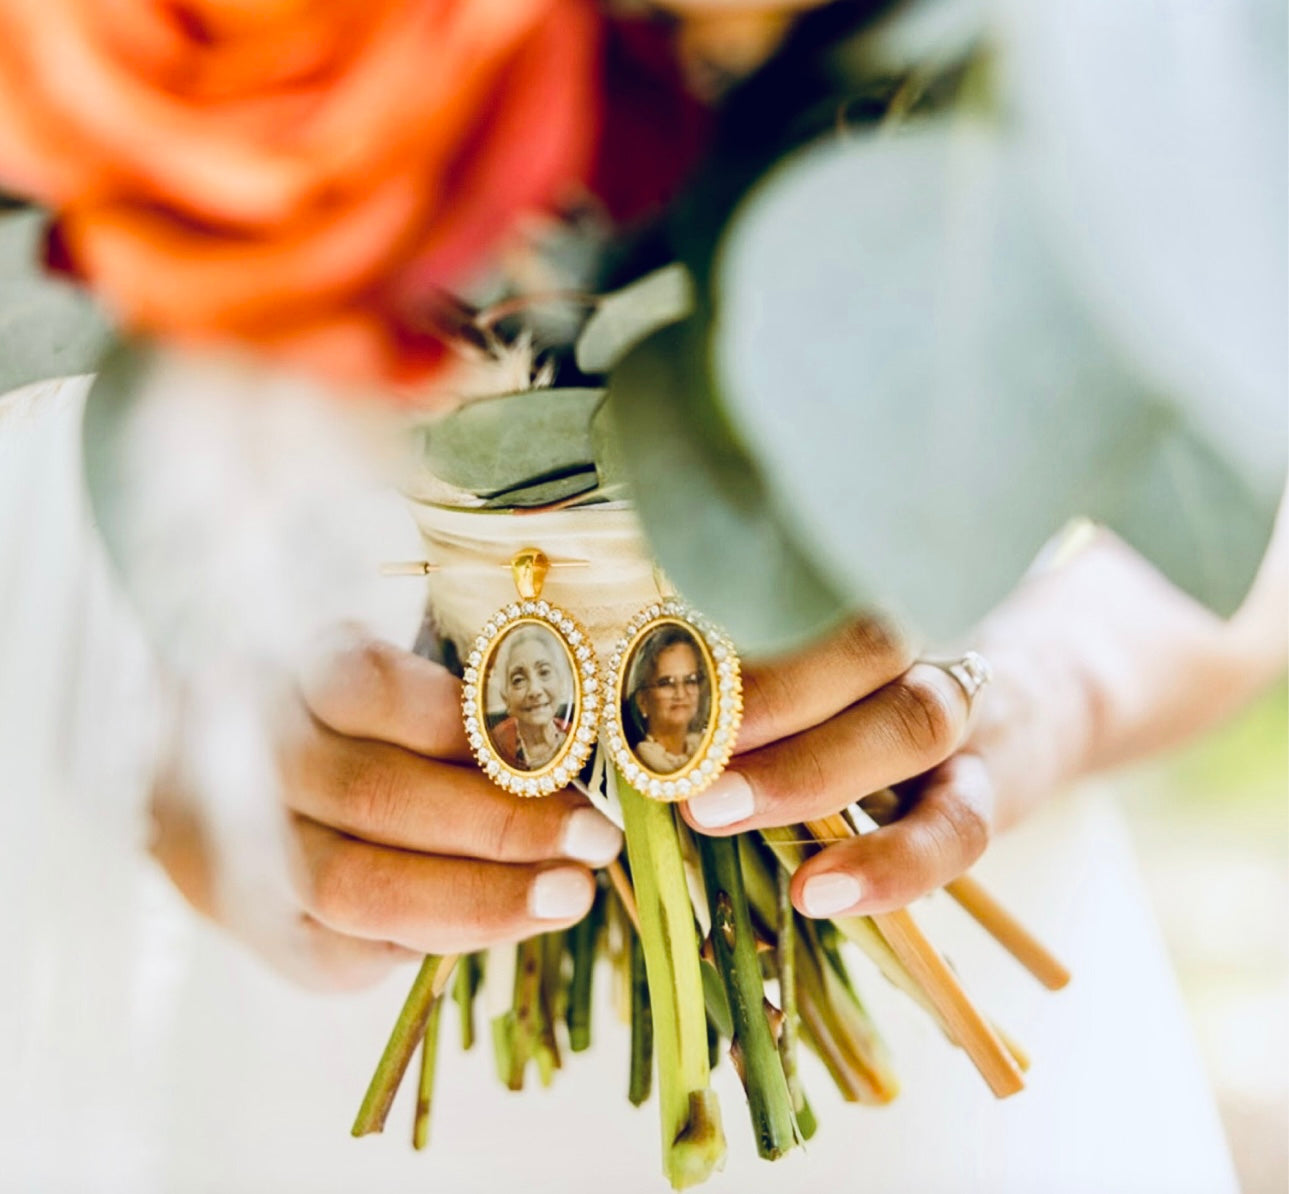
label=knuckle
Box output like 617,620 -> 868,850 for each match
751,735 -> 830,819
941,782 -> 993,862
339,748 -> 412,838
840,616 -> 914,674
890,675 -> 959,758
484,799 -> 528,862
741,666 -> 796,734
346,638 -> 399,717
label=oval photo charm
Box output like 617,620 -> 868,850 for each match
604,599 -> 742,801
463,602 -> 600,797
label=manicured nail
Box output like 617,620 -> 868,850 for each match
531,868 -> 594,920
561,808 -> 623,865
801,872 -> 863,918
686,772 -> 755,829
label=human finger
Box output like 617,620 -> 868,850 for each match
298,624 -> 471,761
287,913 -> 422,992
280,715 -> 622,866
791,753 -> 996,918
291,817 -> 598,954
738,615 -> 916,753
149,785 -> 421,992
683,662 -> 969,833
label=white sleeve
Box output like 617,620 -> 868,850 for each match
0,375 -> 166,852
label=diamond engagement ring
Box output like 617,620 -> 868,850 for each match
928,650 -> 993,716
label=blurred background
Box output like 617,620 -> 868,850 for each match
1120,682 -> 1287,1194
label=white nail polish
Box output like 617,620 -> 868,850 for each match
801,872 -> 863,918
686,773 -> 754,829
561,808 -> 623,865
531,868 -> 593,920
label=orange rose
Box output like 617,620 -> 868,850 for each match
0,0 -> 601,397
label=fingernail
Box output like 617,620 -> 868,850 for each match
531,868 -> 594,921
561,808 -> 623,865
801,872 -> 863,918
686,772 -> 755,829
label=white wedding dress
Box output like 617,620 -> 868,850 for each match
0,378 -> 1238,1194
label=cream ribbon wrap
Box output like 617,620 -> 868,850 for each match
406,498 -> 672,831
406,500 -> 665,659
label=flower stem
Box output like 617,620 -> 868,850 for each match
617,771 -> 726,1188
568,885 -> 605,1052
776,861 -> 816,1140
411,994 -> 444,1150
352,954 -> 458,1137
629,932 -> 654,1106
698,834 -> 799,1160
454,952 -> 483,1051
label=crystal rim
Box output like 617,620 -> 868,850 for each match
602,602 -> 742,802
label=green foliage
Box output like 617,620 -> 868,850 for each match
606,320 -> 849,655
707,122 -> 1282,639
576,264 -> 693,374
419,387 -> 602,498
588,1 -> 1284,651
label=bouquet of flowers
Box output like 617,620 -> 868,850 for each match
0,0 -> 1281,1187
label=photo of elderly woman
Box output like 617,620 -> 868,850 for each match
484,624 -> 576,772
623,624 -> 711,776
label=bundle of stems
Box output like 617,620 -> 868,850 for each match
352,768 -> 1068,1188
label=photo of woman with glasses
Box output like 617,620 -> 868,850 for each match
622,624 -> 711,775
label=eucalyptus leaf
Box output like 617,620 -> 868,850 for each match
589,392 -> 631,494
481,468 -> 599,509
708,121 -> 1284,638
575,265 -> 694,375
607,321 -> 849,656
0,211 -> 110,392
421,388 -> 601,497
1001,0 -> 1287,486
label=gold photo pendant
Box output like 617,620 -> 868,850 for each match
603,596 -> 742,802
462,549 -> 601,797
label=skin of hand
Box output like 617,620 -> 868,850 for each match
152,500 -> 1286,977
149,628 -> 623,990
680,519 -> 1287,922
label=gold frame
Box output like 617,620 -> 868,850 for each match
603,600 -> 742,801
462,603 -> 600,797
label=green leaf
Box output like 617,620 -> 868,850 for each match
420,388 -> 601,497
706,121 -> 1284,638
481,468 -> 599,509
606,320 -> 849,655
0,211 -> 110,392
576,265 -> 694,375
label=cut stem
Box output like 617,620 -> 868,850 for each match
946,874 -> 1071,990
568,886 -> 605,1052
776,861 -> 816,1140
806,814 -> 1024,1099
698,834 -> 799,1160
629,932 -> 654,1106
411,995 -> 444,1150
618,771 -> 726,1188
454,952 -> 482,1051
352,954 -> 458,1137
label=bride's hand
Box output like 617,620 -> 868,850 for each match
679,616 -> 1008,919
681,520 -> 1287,922
150,627 -> 622,989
